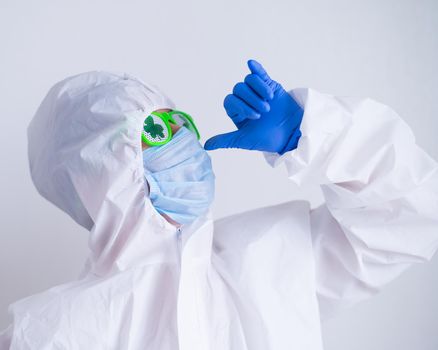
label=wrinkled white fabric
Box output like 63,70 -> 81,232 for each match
1,79 -> 438,349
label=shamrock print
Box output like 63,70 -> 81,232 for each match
144,116 -> 165,139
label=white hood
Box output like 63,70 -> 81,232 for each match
27,71 -> 201,276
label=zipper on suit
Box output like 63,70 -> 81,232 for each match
176,226 -> 182,262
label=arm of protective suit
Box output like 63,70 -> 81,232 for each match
263,88 -> 438,321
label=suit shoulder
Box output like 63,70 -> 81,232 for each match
212,200 -> 311,253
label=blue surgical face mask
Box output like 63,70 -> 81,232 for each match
142,126 -> 215,225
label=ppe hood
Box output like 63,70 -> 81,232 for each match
27,71 -> 187,276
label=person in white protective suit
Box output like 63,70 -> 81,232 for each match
1,59 -> 438,350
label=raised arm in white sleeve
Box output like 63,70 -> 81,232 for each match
264,88 -> 438,320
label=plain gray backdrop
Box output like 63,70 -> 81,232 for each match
1,0 -> 437,349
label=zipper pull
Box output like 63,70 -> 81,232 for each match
176,226 -> 183,261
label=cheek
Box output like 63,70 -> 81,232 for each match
142,141 -> 151,150
171,124 -> 182,134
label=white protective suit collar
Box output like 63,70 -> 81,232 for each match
27,71 -> 213,276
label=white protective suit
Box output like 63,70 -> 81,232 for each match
1,71 -> 438,350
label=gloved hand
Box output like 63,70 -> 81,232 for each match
204,59 -> 303,154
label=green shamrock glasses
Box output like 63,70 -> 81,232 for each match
141,110 -> 200,146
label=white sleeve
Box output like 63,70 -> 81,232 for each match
263,88 -> 438,320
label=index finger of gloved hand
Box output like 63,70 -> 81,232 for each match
233,82 -> 270,113
247,59 -> 272,83
224,94 -> 261,123
244,74 -> 274,100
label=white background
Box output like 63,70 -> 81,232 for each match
1,0 -> 437,349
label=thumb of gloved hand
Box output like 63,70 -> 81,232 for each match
204,129 -> 243,150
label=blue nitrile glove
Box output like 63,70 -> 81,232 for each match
204,59 -> 303,154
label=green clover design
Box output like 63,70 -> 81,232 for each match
144,116 -> 165,139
